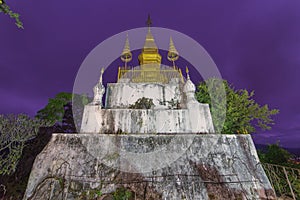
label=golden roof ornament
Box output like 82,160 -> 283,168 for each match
143,28 -> 158,50
143,15 -> 158,51
167,36 -> 179,68
138,14 -> 161,65
186,66 -> 190,80
121,34 -> 132,67
184,66 -> 196,94
117,15 -> 184,83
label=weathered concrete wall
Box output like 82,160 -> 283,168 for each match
83,76 -> 215,134
24,134 -> 276,200
105,82 -> 182,108
80,104 -> 214,134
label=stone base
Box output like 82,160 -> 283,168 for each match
80,105 -> 214,134
24,134 -> 276,200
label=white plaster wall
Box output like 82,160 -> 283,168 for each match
105,82 -> 182,108
80,103 -> 214,134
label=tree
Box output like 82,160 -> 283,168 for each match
0,0 -> 23,29
259,143 -> 292,165
35,92 -> 90,131
129,97 -> 154,109
35,92 -> 73,125
196,78 -> 279,134
0,114 -> 50,175
0,92 -> 89,198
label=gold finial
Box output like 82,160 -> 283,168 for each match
168,37 -> 179,68
121,34 -> 132,67
146,14 -> 152,27
186,66 -> 190,80
143,15 -> 157,50
138,15 -> 161,65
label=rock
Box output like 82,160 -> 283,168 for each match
23,134 -> 276,200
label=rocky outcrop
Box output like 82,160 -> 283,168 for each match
24,134 -> 276,200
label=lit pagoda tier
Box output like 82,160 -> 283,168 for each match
117,65 -> 183,84
80,24 -> 214,134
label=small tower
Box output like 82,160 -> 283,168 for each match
167,37 -> 179,69
92,68 -> 105,107
183,66 -> 197,103
138,15 -> 162,66
120,34 -> 132,68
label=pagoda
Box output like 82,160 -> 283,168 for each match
23,16 -> 276,200
80,16 -> 214,134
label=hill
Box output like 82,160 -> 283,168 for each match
254,143 -> 300,157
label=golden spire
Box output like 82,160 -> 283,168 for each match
143,28 -> 158,50
117,15 -> 183,83
143,15 -> 158,51
138,14 -> 161,65
121,34 -> 132,67
186,66 -> 190,80
167,36 -> 179,68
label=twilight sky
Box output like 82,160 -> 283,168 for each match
0,0 -> 299,148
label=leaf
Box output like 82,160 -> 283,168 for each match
195,78 -> 279,134
0,3 -> 23,29
0,114 -> 49,175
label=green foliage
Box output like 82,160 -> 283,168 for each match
58,177 -> 64,188
255,144 -> 300,198
129,97 -> 154,109
0,1 -> 23,29
289,173 -> 300,198
262,158 -> 300,198
35,92 -> 90,132
113,187 -> 132,200
80,94 -> 89,105
195,78 -> 279,134
0,114 -> 51,175
35,92 -> 73,125
81,188 -> 102,199
95,190 -> 102,196
159,98 -> 180,109
259,143 -> 292,165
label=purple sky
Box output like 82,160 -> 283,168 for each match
0,1 -> 299,148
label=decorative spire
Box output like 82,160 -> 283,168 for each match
99,68 -> 104,84
92,68 -> 105,106
138,15 -> 161,65
146,14 -> 152,27
167,37 -> 179,68
183,66 -> 196,101
142,14 -> 157,50
121,34 -> 132,67
186,66 -> 190,80
143,26 -> 158,50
